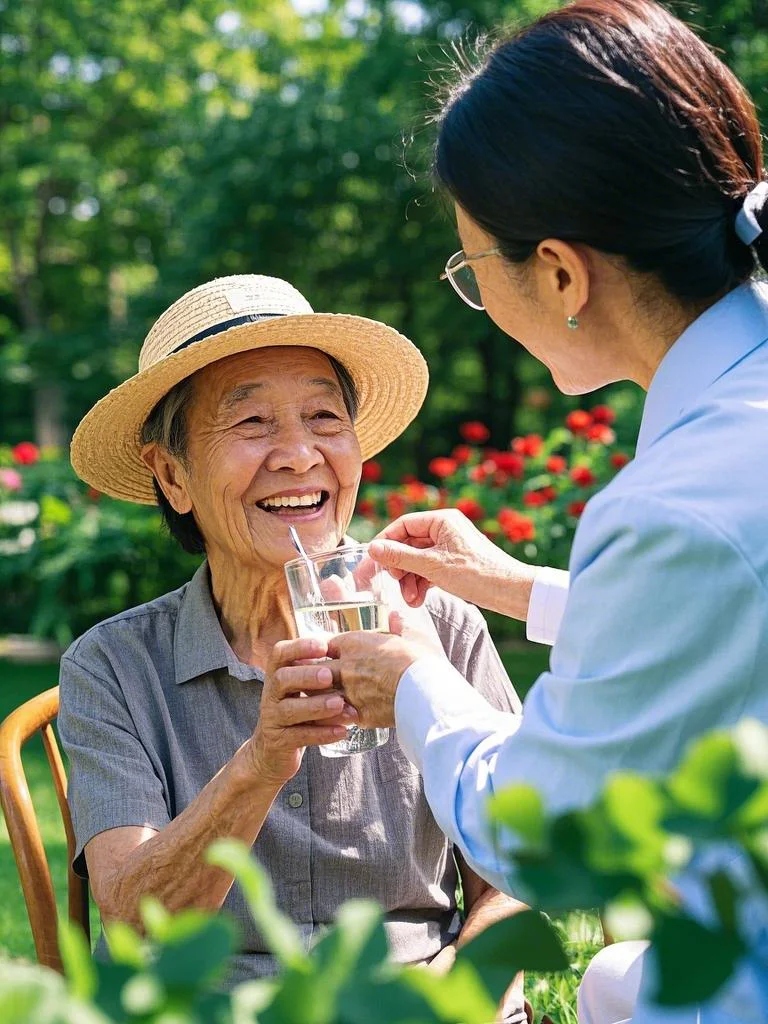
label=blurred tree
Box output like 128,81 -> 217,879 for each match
0,0 -> 766,476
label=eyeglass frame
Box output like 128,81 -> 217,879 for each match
440,247 -> 502,310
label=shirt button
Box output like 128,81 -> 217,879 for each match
287,792 -> 304,809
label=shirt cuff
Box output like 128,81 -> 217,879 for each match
526,566 -> 570,646
395,655 -> 510,771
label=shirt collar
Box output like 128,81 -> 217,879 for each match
174,561 -> 262,684
637,280 -> 768,454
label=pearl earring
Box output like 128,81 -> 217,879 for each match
567,315 -> 579,330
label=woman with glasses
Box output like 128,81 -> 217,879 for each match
323,0 -> 768,1020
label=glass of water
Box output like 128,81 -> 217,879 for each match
284,543 -> 394,757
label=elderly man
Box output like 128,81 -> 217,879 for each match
60,274 -> 528,1019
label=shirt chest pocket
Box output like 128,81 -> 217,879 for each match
375,730 -> 423,786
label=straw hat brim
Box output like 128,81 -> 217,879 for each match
71,313 -> 429,505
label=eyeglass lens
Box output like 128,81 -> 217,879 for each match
447,253 -> 484,309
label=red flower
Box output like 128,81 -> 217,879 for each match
611,452 -> 631,469
522,486 -> 557,508
456,497 -> 485,521
357,498 -> 376,519
565,410 -> 593,435
86,486 -> 102,502
404,481 -> 429,502
361,460 -> 382,483
586,423 -> 616,445
568,500 -> 587,518
429,456 -> 458,479
452,444 -> 473,465
590,405 -> 616,425
512,434 -> 543,457
401,473 -> 417,484
386,493 -> 408,518
546,455 -> 567,474
460,421 -> 490,443
489,452 -> 525,478
522,491 -> 548,508
570,466 -> 596,487
12,441 -> 40,465
469,464 -> 489,483
498,508 -> 536,543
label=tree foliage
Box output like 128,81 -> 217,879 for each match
1,0 -> 766,475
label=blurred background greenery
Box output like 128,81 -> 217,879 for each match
0,0 -> 766,648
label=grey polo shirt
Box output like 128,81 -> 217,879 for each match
59,562 -> 520,985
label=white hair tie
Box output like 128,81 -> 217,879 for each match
735,181 -> 768,246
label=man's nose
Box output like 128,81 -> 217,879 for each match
264,423 -> 324,474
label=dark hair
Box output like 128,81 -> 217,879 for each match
434,0 -> 768,301
141,354 -> 360,555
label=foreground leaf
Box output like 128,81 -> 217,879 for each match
207,839 -> 309,972
651,914 -> 745,1006
456,910 -> 569,1003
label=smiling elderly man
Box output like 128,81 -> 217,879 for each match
60,275 -> 529,1020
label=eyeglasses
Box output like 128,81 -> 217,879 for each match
440,247 -> 501,310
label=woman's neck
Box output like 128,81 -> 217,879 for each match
207,552 -> 296,669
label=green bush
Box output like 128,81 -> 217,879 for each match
1,720 -> 766,1022
0,402 -> 633,646
0,443 -> 200,647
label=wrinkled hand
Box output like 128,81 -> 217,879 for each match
326,622 -> 443,728
248,637 -> 357,786
370,509 -> 537,619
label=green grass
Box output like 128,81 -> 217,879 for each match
0,652 -> 599,1021
0,659 -> 67,962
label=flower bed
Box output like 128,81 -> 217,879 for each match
352,406 -> 633,570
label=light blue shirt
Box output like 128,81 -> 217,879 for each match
397,281 -> 768,1022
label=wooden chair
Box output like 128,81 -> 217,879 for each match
0,685 -> 90,972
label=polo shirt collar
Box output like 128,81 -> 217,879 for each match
637,280 -> 768,455
174,561 -> 262,684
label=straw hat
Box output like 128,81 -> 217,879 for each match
71,275 -> 429,505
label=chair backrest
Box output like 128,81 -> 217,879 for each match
0,685 -> 90,972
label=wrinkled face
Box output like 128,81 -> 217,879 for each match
174,346 -> 361,567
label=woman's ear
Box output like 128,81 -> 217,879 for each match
140,444 -> 193,514
534,239 -> 591,322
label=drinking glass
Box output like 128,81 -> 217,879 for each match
284,543 -> 394,757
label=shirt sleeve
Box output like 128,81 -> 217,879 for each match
395,493 -> 765,895
525,566 -> 570,646
59,649 -> 171,876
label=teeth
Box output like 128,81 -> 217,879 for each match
259,491 -> 323,509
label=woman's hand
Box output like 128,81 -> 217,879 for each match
369,510 -> 538,620
327,622 -> 443,728
247,637 -> 357,787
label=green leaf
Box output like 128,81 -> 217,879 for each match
102,921 -> 149,970
651,913 -> 745,1006
0,961 -> 68,1024
260,902 -> 389,1024
456,910 -> 569,1002
207,839 -> 309,971
59,919 -> 97,1001
154,915 -> 237,989
488,784 -> 547,848
666,732 -> 738,817
708,870 -> 739,934
335,971 -> 443,1024
401,959 -> 498,1024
